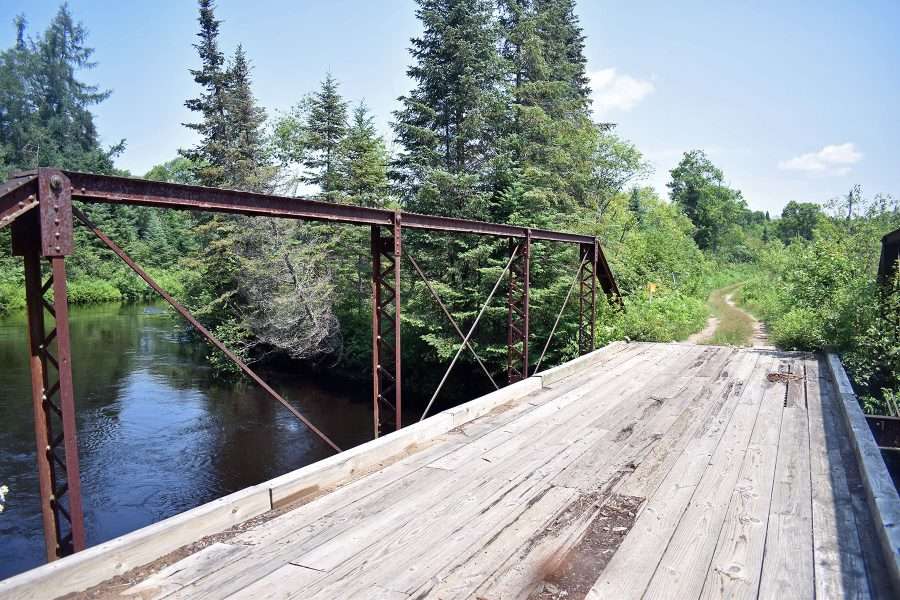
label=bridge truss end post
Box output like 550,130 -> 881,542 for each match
578,240 -> 598,354
371,215 -> 402,438
507,230 -> 530,383
10,168 -> 85,561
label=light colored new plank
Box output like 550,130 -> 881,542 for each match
124,543 -> 244,599
586,350 -> 761,600
805,356 -> 871,599
757,357 -> 815,599
641,352 -> 774,600
224,563 -> 326,600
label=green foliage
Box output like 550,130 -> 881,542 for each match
596,291 -> 707,345
668,150 -> 750,254
777,200 -> 822,244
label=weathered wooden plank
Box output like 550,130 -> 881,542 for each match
757,358 -> 815,599
586,350 -> 760,600
553,346 -> 725,493
697,356 -> 790,600
805,357 -> 871,599
419,486 -> 583,600
224,563 -> 327,600
124,542 -> 245,599
827,353 -> 900,593
619,351 -> 760,499
641,353 -> 775,600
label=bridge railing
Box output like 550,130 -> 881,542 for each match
0,168 -> 621,563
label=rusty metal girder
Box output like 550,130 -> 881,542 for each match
578,241 -> 598,354
51,170 -> 598,246
507,232 -> 530,383
11,170 -> 86,561
372,219 -> 402,437
0,175 -> 39,230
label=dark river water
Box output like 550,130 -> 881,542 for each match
0,303 -> 375,580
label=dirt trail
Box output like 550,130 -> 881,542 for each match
688,288 -> 772,348
723,292 -> 772,348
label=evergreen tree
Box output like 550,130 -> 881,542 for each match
340,103 -> 389,207
304,74 -> 348,198
221,45 -> 270,191
0,5 -> 122,175
393,0 -> 503,217
180,0 -> 229,187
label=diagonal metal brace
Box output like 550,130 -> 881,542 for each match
420,245 -> 520,421
406,252 -> 498,391
72,206 -> 342,453
534,254 -> 589,375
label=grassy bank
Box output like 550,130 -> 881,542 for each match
705,283 -> 755,346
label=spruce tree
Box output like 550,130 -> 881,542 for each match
180,0 -> 229,187
0,5 -> 122,174
222,45 -> 270,191
304,73 -> 348,198
393,0 -> 503,217
340,103 -> 389,207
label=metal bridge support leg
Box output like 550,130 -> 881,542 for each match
13,169 -> 85,560
578,240 -> 598,355
371,216 -> 402,437
507,230 -> 530,382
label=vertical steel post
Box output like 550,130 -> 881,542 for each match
507,230 -> 530,382
371,214 -> 402,437
578,240 -> 597,354
12,169 -> 85,560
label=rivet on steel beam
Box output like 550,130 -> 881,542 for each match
18,201 -> 25,207
55,245 -> 61,252
49,175 -> 63,192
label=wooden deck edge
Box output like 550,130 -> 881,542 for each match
0,374 -> 546,599
827,353 -> 900,593
535,340 -> 628,387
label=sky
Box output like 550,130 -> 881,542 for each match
1,0 -> 897,215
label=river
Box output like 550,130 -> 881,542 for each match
0,302 -> 375,580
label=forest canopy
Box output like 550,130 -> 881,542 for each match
0,1 -> 897,415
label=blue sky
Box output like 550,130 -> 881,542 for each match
2,1 -> 897,214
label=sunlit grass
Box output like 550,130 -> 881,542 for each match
704,283 -> 755,346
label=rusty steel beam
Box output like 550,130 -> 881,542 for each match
507,232 -> 530,383
11,170 -> 86,561
578,241 -> 598,354
0,175 -> 39,230
50,170 -> 597,245
371,220 -> 402,437
72,206 -> 342,454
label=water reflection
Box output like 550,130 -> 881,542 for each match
0,303 -> 372,579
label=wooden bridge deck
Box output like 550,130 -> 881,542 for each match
5,342 -> 897,599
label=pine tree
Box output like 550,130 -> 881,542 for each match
221,45 -> 270,191
180,0 -> 230,187
305,74 -> 348,198
0,5 -> 122,174
340,103 -> 389,207
393,0 -> 503,217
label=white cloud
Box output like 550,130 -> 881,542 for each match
778,142 -> 862,175
589,68 -> 654,114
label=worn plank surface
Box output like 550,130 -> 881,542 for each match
30,342 -> 892,600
